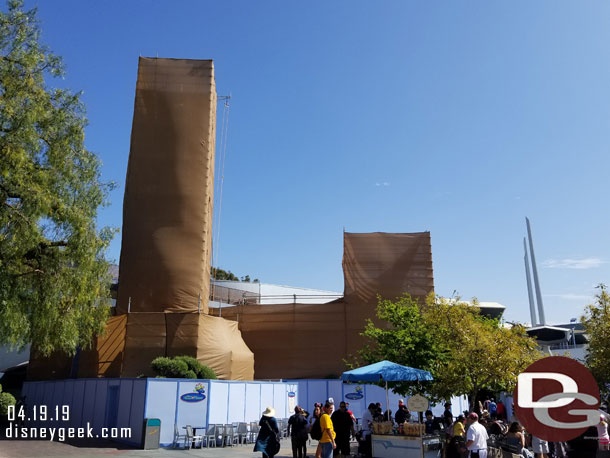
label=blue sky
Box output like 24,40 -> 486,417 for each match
23,0 -> 610,325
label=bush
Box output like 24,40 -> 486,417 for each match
151,356 -> 216,379
0,384 -> 15,416
174,356 -> 217,379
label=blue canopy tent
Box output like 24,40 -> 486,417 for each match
340,360 -> 433,416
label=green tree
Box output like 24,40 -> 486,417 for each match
0,0 -> 115,356
211,267 -> 257,283
357,294 -> 541,405
581,284 -> 610,406
358,294 -> 448,397
211,267 -> 239,281
422,297 -> 540,408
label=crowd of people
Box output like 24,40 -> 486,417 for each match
252,396 -> 610,458
443,397 -> 610,458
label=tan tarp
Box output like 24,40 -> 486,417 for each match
343,232 -> 434,304
27,348 -> 73,380
29,312 -> 254,380
212,232 -> 435,379
28,316 -> 127,380
28,58 -> 255,381
122,313 -> 167,377
116,57 -> 217,314
121,313 -> 254,380
213,302 -> 349,379
78,315 -> 127,378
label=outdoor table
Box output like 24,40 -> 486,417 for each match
190,426 -> 206,435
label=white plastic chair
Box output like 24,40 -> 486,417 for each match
223,424 -> 238,446
204,425 -> 218,448
236,422 -> 249,445
185,425 -> 203,449
173,424 -> 188,449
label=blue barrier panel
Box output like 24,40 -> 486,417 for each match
128,379 -> 147,443
92,379 -> 108,433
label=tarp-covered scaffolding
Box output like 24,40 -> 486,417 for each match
213,232 -> 434,379
28,58 -> 254,381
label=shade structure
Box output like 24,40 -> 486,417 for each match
341,361 -> 433,417
340,360 -> 433,383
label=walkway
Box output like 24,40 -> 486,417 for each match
0,439 -> 336,458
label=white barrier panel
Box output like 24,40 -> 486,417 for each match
228,383 -> 246,424
144,379 -> 301,447
176,381 -> 210,439
287,379 -> 468,421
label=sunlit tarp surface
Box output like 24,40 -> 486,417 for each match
340,360 -> 433,382
213,232 -> 435,379
116,57 -> 217,315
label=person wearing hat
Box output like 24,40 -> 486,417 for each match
465,412 -> 488,458
254,407 -> 280,458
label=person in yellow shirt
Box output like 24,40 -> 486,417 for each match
453,415 -> 466,437
319,400 -> 336,458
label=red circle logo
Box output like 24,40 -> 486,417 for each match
513,356 -> 600,442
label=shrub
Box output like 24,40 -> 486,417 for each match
174,356 -> 217,380
151,356 -> 216,379
0,384 -> 15,416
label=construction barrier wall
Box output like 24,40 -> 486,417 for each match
21,378 -> 297,448
22,378 -> 466,448
20,378 -> 146,447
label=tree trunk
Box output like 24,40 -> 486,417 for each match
469,387 -> 479,414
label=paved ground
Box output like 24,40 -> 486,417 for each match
0,439 -> 355,458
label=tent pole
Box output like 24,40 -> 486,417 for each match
385,381 -> 389,420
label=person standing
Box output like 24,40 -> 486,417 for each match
443,402 -> 454,428
465,412 -> 488,458
345,402 -> 357,423
319,400 -> 337,458
310,405 -> 323,442
288,406 -> 309,458
359,403 -> 376,458
254,407 -> 280,458
395,401 -> 410,424
506,422 -> 532,458
495,400 -> 506,421
331,401 -> 354,458
453,415 -> 466,438
532,435 -> 549,458
598,415 -> 609,451
488,398 -> 497,420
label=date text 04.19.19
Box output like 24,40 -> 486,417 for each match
8,405 -> 70,422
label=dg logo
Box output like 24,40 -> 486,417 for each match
514,356 -> 600,441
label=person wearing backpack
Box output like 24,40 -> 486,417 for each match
309,404 -> 323,442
